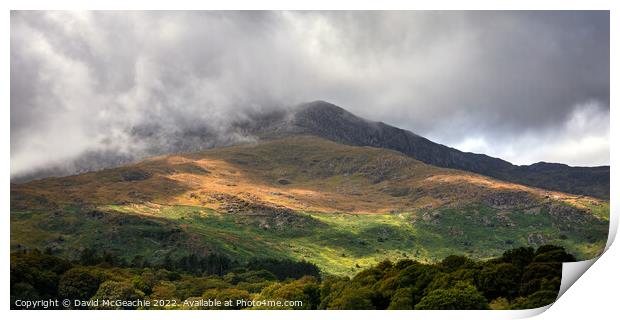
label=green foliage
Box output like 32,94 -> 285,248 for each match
131,271 -> 157,296
10,246 -> 570,310
91,281 -> 144,310
388,288 -> 414,309
11,200 -> 608,278
489,297 -> 511,310
246,258 -> 320,280
201,288 -> 251,310
511,290 -> 558,309
500,247 -> 535,269
477,263 -> 520,300
257,276 -> 320,310
415,282 -> 489,310
440,255 -> 476,273
533,245 -> 576,263
58,268 -> 101,302
424,268 -> 478,294
10,249 -> 71,305
327,287 -> 375,310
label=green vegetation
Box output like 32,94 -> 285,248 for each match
9,135 -> 609,312
10,136 -> 609,281
11,202 -> 607,276
9,205 -> 602,277
11,245 -> 572,310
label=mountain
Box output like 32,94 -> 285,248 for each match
11,136 -> 609,275
12,101 -> 609,201
240,101 -> 610,200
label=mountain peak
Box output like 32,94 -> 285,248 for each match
13,100 -> 609,199
294,100 -> 372,124
281,102 -> 608,199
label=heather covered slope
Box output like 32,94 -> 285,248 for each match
10,136 -> 609,275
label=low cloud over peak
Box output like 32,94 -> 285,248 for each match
10,11 -> 609,178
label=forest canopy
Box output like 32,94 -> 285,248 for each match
10,245 -> 573,310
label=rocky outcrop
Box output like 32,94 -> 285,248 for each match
547,203 -> 593,223
120,169 -> 151,182
482,191 -> 538,209
527,233 -> 547,245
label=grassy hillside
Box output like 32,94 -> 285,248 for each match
10,136 -> 609,276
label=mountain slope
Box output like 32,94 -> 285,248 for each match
243,101 -> 609,199
13,101 -> 609,201
11,136 -> 609,274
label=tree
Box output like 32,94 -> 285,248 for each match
258,276 -> 320,310
131,271 -> 157,296
519,263 -> 561,296
10,250 -> 72,299
500,247 -> 534,269
511,290 -> 558,309
58,268 -> 101,302
328,287 -> 375,310
79,248 -> 101,266
477,263 -> 520,300
91,281 -> 144,309
11,283 -> 40,308
149,281 -> 178,301
393,263 -> 439,305
246,258 -> 320,280
388,288 -> 414,309
201,288 -> 251,310
424,268 -> 478,294
489,297 -> 511,310
318,276 -> 349,309
440,255 -> 476,273
533,245 -> 576,263
414,282 -> 489,310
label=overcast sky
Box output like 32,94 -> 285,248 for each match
10,11 -> 609,178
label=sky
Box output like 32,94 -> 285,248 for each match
10,11 -> 610,179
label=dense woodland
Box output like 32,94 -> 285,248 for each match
10,245 -> 573,310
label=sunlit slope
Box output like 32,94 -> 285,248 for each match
11,136 -> 604,213
11,136 -> 609,275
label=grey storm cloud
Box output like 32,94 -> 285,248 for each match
10,11 -> 609,179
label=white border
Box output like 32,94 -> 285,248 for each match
3,1 -> 617,319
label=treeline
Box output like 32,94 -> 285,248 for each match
319,245 -> 573,309
77,248 -> 236,276
10,245 -> 573,310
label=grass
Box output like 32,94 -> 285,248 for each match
11,201 -> 609,276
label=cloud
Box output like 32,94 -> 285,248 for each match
10,11 -> 609,178
454,101 -> 610,166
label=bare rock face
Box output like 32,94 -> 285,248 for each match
482,191 -> 538,209
421,211 -> 442,224
120,169 -> 151,182
527,233 -> 547,245
210,193 -> 321,230
524,207 -> 542,215
495,211 -> 516,228
548,203 -> 596,224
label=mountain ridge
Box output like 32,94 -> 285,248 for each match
244,100 -> 609,199
12,100 -> 609,199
